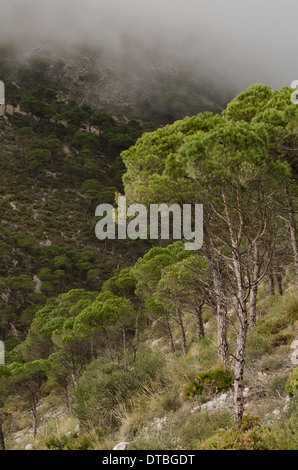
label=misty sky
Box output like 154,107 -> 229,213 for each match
0,0 -> 297,90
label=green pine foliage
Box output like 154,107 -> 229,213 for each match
0,48 -> 297,449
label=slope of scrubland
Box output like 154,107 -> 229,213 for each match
3,277 -> 297,451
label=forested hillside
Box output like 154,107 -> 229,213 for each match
0,45 -> 159,344
0,44 -> 297,450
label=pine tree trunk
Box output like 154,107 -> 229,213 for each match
285,185 -> 298,286
234,304 -> 248,429
90,342 -> 95,361
221,187 -> 248,428
113,334 -> 120,364
203,228 -> 229,363
70,358 -> 78,387
212,260 -> 229,362
165,317 -> 175,353
276,273 -> 283,296
249,285 -> 258,327
135,314 -> 140,344
268,268 -> 275,295
122,324 -> 126,353
104,329 -> 113,361
65,386 -> 70,412
0,417 -> 5,451
195,302 -> 205,339
32,402 -> 37,438
249,244 -> 261,327
217,306 -> 229,363
234,273 -> 249,428
176,307 -> 187,356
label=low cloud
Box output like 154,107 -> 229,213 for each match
0,0 -> 296,90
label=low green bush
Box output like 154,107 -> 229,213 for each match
286,367 -> 298,397
270,332 -> 294,348
257,317 -> 288,337
73,349 -> 165,432
197,420 -> 298,450
185,367 -> 233,398
269,374 -> 289,397
160,386 -> 181,412
66,435 -> 93,450
45,435 -> 68,450
241,414 -> 261,431
180,412 -> 232,449
245,330 -> 272,361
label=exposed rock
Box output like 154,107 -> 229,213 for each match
153,417 -> 167,432
289,348 -> 298,365
181,401 -> 192,412
33,275 -> 42,293
25,444 -> 33,450
190,405 -> 200,414
151,338 -> 162,348
200,392 -> 232,412
113,442 -> 129,451
257,372 -> 269,382
283,397 -> 291,413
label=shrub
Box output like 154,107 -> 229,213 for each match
198,420 -> 298,450
4,337 -> 21,352
269,374 -> 289,397
258,354 -> 286,372
160,386 -> 181,412
257,317 -> 288,337
241,414 -> 261,431
73,349 -> 165,432
245,330 -> 272,361
185,367 -> 233,398
203,313 -> 212,324
286,393 -> 298,418
270,332 -> 294,348
256,295 -> 298,346
286,367 -> 298,397
45,433 -> 93,450
180,412 -> 232,449
66,435 -> 93,450
45,435 -> 68,450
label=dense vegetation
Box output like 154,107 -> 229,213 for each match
0,45 -> 297,450
0,48 -> 155,344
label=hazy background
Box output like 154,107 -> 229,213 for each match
0,0 -> 296,90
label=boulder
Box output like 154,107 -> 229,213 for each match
289,339 -> 298,366
200,392 -> 231,412
290,348 -> 298,365
113,442 -> 129,451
